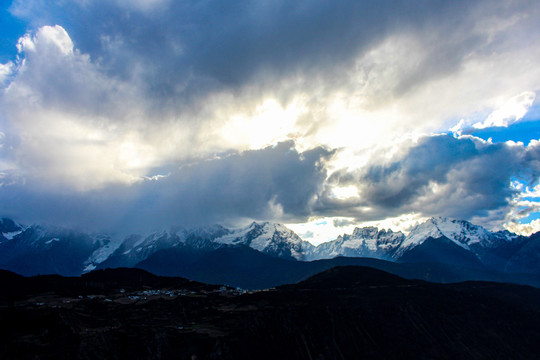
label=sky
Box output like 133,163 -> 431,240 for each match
1,0 -> 540,244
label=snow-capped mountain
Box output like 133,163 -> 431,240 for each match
95,222 -> 311,270
309,227 -> 405,260
395,217 -> 516,257
0,222 -> 106,276
309,217 -> 532,271
83,233 -> 125,270
392,217 -> 524,270
0,216 -> 538,277
214,222 -> 315,260
95,225 -> 230,270
308,217 -> 517,264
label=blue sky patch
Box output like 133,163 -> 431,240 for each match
0,4 -> 26,63
465,119 -> 540,144
518,211 -> 540,224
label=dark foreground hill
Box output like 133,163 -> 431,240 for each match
135,245 -> 540,289
0,268 -> 215,302
2,266 -> 540,359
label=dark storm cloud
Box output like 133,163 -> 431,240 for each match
10,0 -> 494,107
130,141 -> 333,226
0,141 -> 333,231
316,135 -> 540,222
332,218 -> 356,228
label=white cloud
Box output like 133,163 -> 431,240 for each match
473,91 -> 536,129
1,26 -> 155,189
449,119 -> 465,134
17,25 -> 74,56
331,185 -> 359,200
501,182 -> 540,235
505,219 -> 540,236
287,217 -> 358,246
219,98 -> 304,150
2,1 -> 540,231
0,62 -> 14,87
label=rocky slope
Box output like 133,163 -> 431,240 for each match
309,226 -> 405,260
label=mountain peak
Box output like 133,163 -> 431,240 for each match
352,226 -> 379,238
212,222 -> 313,260
309,225 -> 405,261
426,216 -> 454,226
396,217 -> 511,258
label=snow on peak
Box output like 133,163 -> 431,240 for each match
84,234 -> 125,272
214,221 -> 311,259
2,230 -> 23,240
399,217 -> 499,254
351,226 -> 379,239
0,218 -> 25,241
308,226 -> 405,260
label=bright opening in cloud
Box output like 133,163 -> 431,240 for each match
331,185 -> 359,200
220,98 -> 303,150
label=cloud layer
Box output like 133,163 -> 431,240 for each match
320,135 -> 540,224
1,0 -> 540,236
0,142 -> 333,232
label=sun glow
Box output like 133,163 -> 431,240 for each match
221,98 -> 304,149
331,185 -> 359,199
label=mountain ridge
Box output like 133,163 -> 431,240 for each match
1,216 -> 539,287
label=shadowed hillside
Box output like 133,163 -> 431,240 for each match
2,266 -> 540,359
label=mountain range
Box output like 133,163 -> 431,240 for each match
1,216 -> 539,288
